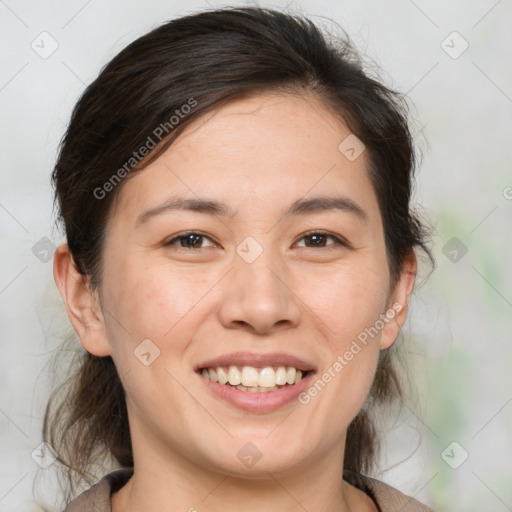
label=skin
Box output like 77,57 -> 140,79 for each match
54,91 -> 416,512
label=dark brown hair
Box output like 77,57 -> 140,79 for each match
43,6 -> 434,504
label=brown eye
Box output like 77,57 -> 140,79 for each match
164,232 -> 216,249
295,232 -> 346,249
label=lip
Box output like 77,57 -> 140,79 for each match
195,351 -> 316,372
195,352 -> 317,413
197,369 -> 316,413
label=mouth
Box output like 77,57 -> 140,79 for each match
194,352 -> 316,412
198,365 -> 310,393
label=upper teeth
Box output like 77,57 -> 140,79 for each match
201,365 -> 304,387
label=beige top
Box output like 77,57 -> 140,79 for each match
63,467 -> 435,511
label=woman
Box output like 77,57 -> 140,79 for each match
44,6 -> 435,511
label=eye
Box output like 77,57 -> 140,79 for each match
162,230 -> 348,251
294,231 -> 347,249
163,231 -> 216,249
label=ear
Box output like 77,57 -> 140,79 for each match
379,248 -> 417,350
53,243 -> 112,357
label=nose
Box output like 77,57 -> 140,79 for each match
216,244 -> 302,335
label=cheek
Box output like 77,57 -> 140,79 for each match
104,257 -> 200,337
303,261 -> 390,433
297,336 -> 380,452
298,262 -> 390,343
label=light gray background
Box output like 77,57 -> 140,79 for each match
1,0 -> 511,510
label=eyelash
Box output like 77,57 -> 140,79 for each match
163,230 -> 348,250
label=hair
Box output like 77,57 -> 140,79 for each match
43,5 -> 434,505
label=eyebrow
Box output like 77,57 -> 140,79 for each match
135,195 -> 368,226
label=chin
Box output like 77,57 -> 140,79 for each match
196,435 -> 314,477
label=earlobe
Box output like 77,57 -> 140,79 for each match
53,243 -> 112,357
379,249 -> 417,350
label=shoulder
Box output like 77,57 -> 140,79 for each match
345,471 -> 436,512
62,468 -> 133,512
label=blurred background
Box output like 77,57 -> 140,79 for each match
0,0 -> 510,510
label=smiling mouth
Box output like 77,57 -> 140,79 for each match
198,365 -> 309,392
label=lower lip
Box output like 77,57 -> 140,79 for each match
197,371 -> 315,413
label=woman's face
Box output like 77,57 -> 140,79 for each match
83,92 -> 413,476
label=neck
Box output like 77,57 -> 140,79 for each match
111,450 -> 377,511
112,462 -> 355,512
111,410 -> 377,512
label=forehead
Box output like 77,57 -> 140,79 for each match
110,91 -> 381,228
173,91 -> 351,168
